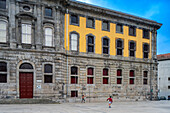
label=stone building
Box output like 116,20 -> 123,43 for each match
157,53 -> 170,100
0,0 -> 162,102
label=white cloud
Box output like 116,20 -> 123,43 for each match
76,0 -> 93,4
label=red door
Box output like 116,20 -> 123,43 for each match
19,72 -> 33,98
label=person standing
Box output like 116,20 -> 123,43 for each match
107,96 -> 113,108
81,95 -> 86,103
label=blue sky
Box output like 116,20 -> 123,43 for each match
76,0 -> 170,55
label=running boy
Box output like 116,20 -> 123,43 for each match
107,96 -> 113,108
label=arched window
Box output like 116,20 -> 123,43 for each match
0,62 -> 7,83
22,24 -> 32,44
103,38 -> 109,54
117,69 -> 122,84
129,41 -> 136,57
44,64 -> 53,83
45,28 -> 53,46
19,63 -> 33,69
143,43 -> 149,58
103,68 -> 109,84
70,33 -> 78,51
70,66 -> 78,84
87,36 -> 94,53
129,70 -> 135,84
87,67 -> 94,84
116,39 -> 123,56
0,21 -> 7,43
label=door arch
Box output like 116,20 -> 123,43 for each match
19,63 -> 34,98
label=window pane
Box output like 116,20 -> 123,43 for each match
0,21 -> 6,30
117,70 -> 122,76
130,70 -> 135,77
103,47 -> 108,54
0,0 -> 6,9
87,68 -> 93,75
117,78 -> 122,84
144,71 -> 148,77
19,63 -> 33,69
87,77 -> 93,84
144,44 -> 149,51
71,15 -> 78,24
71,34 -> 78,51
129,27 -> 135,35
130,51 -> 135,57
0,62 -> 7,72
130,78 -> 134,84
130,42 -> 135,50
103,21 -> 108,30
117,49 -> 122,55
0,31 -> 6,42
103,69 -> 108,76
87,18 -> 94,28
144,52 -> 148,58
88,46 -> 94,52
143,79 -> 147,85
45,35 -> 52,46
116,24 -> 123,32
44,75 -> 52,83
71,67 -> 78,75
88,36 -> 94,44
44,64 -> 52,73
26,35 -> 31,44
143,29 -> 149,38
0,74 -> 7,83
45,7 -> 52,17
27,25 -> 31,34
103,38 -> 109,46
71,76 -> 78,84
45,28 -> 52,35
71,91 -> 78,97
103,78 -> 108,84
117,40 -> 122,48
22,24 -> 26,33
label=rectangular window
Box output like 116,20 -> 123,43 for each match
130,78 -> 134,84
103,38 -> 109,54
87,36 -> 94,53
129,41 -> 136,57
71,66 -> 78,84
143,29 -> 150,39
71,33 -> 78,51
44,75 -> 52,83
0,62 -> 7,83
117,78 -> 122,84
45,28 -> 53,46
0,21 -> 7,43
116,24 -> 123,33
87,18 -> 94,28
103,78 -> 108,84
45,7 -> 52,17
87,68 -> 94,84
103,68 -> 109,84
168,86 -> 170,89
71,76 -> 78,84
0,74 -> 7,83
117,69 -> 122,84
0,0 -> 6,9
102,21 -> 109,31
71,15 -> 79,25
129,70 -> 135,84
129,26 -> 136,36
168,77 -> 170,81
143,71 -> 148,85
143,44 -> 149,58
71,91 -> 78,97
22,24 -> 31,44
87,77 -> 93,84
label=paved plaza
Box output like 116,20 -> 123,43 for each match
0,101 -> 170,113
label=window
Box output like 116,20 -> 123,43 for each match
23,6 -> 30,11
20,63 -> 33,69
87,36 -> 94,53
103,38 -> 109,54
129,70 -> 135,84
0,0 -> 6,9
129,41 -> 136,57
143,71 -> 148,85
22,24 -> 31,44
168,86 -> 170,89
0,62 -> 7,83
86,18 -> 94,28
116,24 -> 123,33
45,7 -> 52,17
0,21 -> 7,43
45,28 -> 53,46
71,15 -> 79,25
168,77 -> 170,81
143,43 -> 149,58
129,26 -> 136,36
117,69 -> 122,84
102,21 -> 109,31
71,66 -> 78,84
116,39 -> 123,56
143,29 -> 150,39
70,33 -> 78,51
87,67 -> 94,84
71,91 -> 78,97
103,68 -> 109,84
44,64 -> 53,83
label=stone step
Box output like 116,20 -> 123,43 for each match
0,99 -> 60,104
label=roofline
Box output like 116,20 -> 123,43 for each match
69,0 -> 162,29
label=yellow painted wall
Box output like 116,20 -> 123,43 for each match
65,14 -> 151,59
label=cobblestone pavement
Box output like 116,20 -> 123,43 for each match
0,101 -> 170,113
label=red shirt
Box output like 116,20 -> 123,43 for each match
107,98 -> 113,102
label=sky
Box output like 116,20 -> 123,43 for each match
76,0 -> 170,55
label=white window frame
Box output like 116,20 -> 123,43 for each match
22,24 -> 32,44
45,27 -> 53,47
70,33 -> 78,51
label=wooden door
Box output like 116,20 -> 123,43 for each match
19,72 -> 33,98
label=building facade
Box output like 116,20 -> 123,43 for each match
0,0 -> 162,102
157,54 -> 170,100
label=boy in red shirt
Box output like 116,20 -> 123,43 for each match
107,96 -> 113,108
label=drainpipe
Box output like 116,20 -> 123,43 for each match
66,8 -> 69,98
